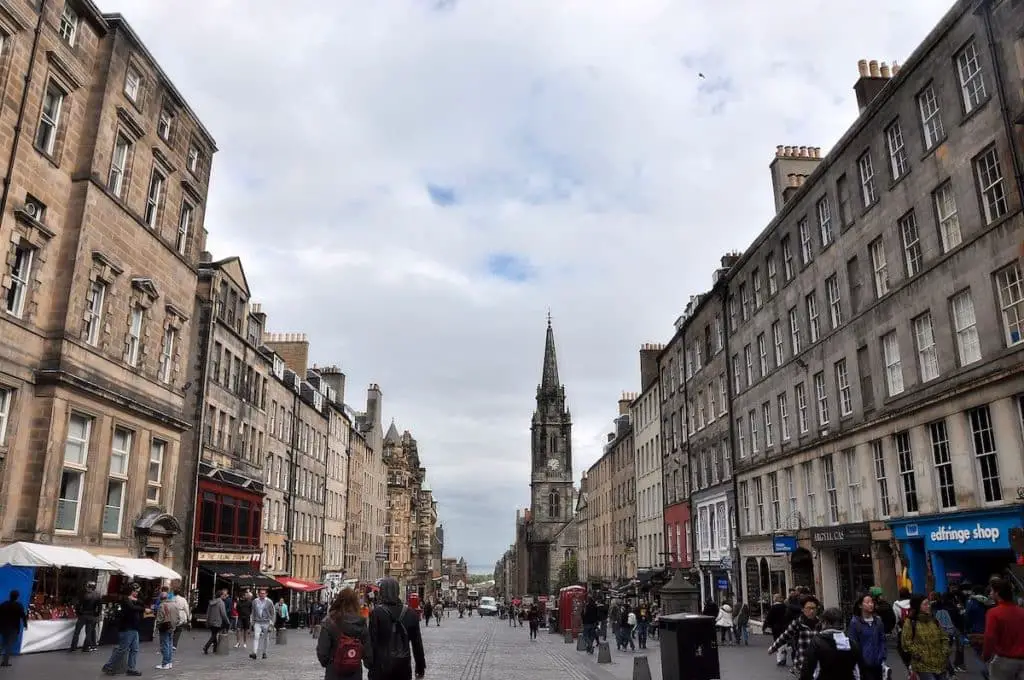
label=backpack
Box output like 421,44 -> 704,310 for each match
379,605 -> 411,672
331,622 -> 364,675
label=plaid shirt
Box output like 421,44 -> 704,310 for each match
768,616 -> 821,671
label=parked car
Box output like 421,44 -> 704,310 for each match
477,596 -> 499,616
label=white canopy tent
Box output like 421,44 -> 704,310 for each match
98,555 -> 180,581
0,542 -> 115,571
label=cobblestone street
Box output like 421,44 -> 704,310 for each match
5,616 -> 990,679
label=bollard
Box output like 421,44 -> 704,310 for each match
215,632 -> 231,656
276,627 -> 287,645
597,641 -> 612,664
577,633 -> 587,651
564,629 -> 573,643
632,656 -> 653,680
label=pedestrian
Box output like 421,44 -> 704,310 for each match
102,582 -> 145,676
636,606 -> 650,650
582,596 -> 600,654
733,598 -> 750,646
276,597 -> 290,629
982,577 -> 1024,680
203,589 -> 229,655
847,593 -> 887,680
527,603 -> 541,640
0,590 -> 28,668
801,607 -> 866,680
69,581 -> 101,652
235,590 -> 253,648
715,603 -> 734,644
900,594 -> 950,680
768,595 -> 821,677
434,601 -> 442,626
423,600 -> 433,627
155,590 -> 176,670
367,577 -> 426,680
250,588 -> 274,660
317,588 -> 373,680
171,587 -> 190,650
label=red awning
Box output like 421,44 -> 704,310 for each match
276,576 -> 324,592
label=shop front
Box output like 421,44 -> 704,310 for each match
738,536 -> 792,624
811,523 -> 876,618
889,506 -> 1024,594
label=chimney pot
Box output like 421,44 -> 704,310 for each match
869,60 -> 880,78
892,61 -> 901,75
784,145 -> 793,156
880,62 -> 891,78
857,59 -> 869,77
799,145 -> 808,157
814,147 -> 821,158
776,145 -> 784,157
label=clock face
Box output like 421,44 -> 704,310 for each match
547,458 -> 561,472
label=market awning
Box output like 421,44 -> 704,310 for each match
199,563 -> 280,589
276,576 -> 324,592
99,555 -> 181,581
0,542 -> 115,570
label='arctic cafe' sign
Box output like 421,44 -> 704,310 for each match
810,523 -> 871,548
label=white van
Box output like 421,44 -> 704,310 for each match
478,596 -> 498,616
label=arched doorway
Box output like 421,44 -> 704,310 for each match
744,557 -> 761,618
791,548 -> 814,591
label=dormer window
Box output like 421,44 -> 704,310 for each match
187,145 -> 201,174
124,67 -> 142,103
157,109 -> 173,142
273,356 -> 285,380
59,3 -> 78,47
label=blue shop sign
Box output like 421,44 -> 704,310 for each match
772,535 -> 798,553
890,509 -> 1024,552
716,578 -> 729,590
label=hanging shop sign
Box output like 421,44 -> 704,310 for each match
772,535 -> 798,553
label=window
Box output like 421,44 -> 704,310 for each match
728,298 -> 737,332
108,135 -> 130,198
844,450 -> 863,522
929,421 -> 956,509
144,166 -> 166,228
187,145 -> 201,174
85,281 -> 106,346
899,211 -> 922,277
0,387 -> 10,444
795,382 -> 808,434
718,375 -> 727,415
739,481 -> 750,533
768,472 -> 781,530
147,439 -> 165,503
57,414 -> 91,532
918,84 -> 944,150
757,334 -> 768,377
882,331 -> 904,396
763,402 -> 774,448
934,182 -> 961,252
127,307 -> 144,367
176,201 -> 194,255
823,454 -> 839,525
786,466 -> 797,520
58,2 -> 78,45
803,461 -> 816,524
969,405 -> 1001,503
826,274 -> 842,329
956,41 -> 987,114
5,245 -> 34,318
714,314 -> 723,352
885,120 -> 908,179
103,479 -> 125,535
767,254 -> 778,295
798,218 -> 813,265
753,269 -> 763,308
858,152 -> 877,206
158,327 -> 176,383
749,410 -> 759,453
753,478 -> 765,533
35,81 -> 65,155
995,263 -> 1023,346
814,371 -> 829,426
872,440 -> 891,518
744,345 -> 753,386
951,291 -> 981,366
732,356 -> 741,394
737,417 -> 746,458
157,109 -> 173,142
975,147 -> 1007,224
789,307 -> 802,355
817,197 -> 834,247
782,236 -> 794,281
806,293 -> 820,343
869,238 -> 888,298
913,313 -> 940,382
837,174 -> 853,226
740,283 -> 750,321
895,432 -> 918,513
109,428 -> 131,477
778,393 -> 790,440
772,321 -> 784,367
124,67 -> 141,102
835,359 -> 852,416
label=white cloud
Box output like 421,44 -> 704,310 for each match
102,0 -> 952,571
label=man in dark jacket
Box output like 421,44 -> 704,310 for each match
102,583 -> 145,676
368,578 -> 425,680
800,607 -> 866,680
70,581 -> 102,652
582,597 -> 600,653
203,590 -> 229,654
0,590 -> 27,667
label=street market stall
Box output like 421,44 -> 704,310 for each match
0,542 -> 115,653
97,555 -> 182,645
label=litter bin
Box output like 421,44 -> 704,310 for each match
658,613 -> 719,680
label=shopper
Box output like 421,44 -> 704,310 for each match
203,590 -> 229,655
317,588 -> 373,680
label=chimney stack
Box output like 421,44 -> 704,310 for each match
854,57 -> 896,114
639,344 -> 664,392
771,146 -> 823,212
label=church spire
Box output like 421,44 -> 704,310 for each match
541,313 -> 560,390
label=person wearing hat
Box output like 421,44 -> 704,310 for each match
871,586 -> 896,636
102,583 -> 145,676
70,581 -> 102,652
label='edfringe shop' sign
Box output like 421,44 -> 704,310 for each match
930,523 -> 1002,544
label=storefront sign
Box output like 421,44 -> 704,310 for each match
197,551 -> 257,562
716,578 -> 729,590
810,523 -> 871,548
772,535 -> 798,553
890,510 -> 1024,552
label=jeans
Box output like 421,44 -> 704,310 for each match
71,615 -> 98,649
252,622 -> 270,657
582,623 -> 596,653
734,622 -> 749,645
204,625 -> 221,653
173,624 -> 185,648
529,622 -> 539,639
990,657 -> 1024,680
159,628 -> 173,665
637,623 -> 648,648
0,630 -> 16,665
105,629 -> 140,672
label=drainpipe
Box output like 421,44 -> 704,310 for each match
977,0 -> 1024,202
0,2 -> 46,219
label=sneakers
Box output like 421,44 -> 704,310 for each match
156,663 -> 173,670
249,653 -> 257,659
262,653 -> 267,659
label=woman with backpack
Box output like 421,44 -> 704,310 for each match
317,588 -> 373,680
900,595 -> 950,680
368,578 -> 426,680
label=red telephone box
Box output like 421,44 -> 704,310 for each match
558,585 -> 587,638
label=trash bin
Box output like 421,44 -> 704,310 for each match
658,613 -> 719,680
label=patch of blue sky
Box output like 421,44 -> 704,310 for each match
485,253 -> 535,283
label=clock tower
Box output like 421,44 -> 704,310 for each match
527,314 -> 574,595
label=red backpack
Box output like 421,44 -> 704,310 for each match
332,625 -> 364,675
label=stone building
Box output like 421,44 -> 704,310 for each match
657,316 -> 692,572
344,420 -> 366,578
631,346 -> 663,573
260,345 -> 292,577
316,366 -> 349,580
178,256 -> 269,590
349,385 -> 388,583
415,478 -> 438,596
575,473 -> 591,582
730,0 -> 1024,622
384,424 -> 421,588
0,6 -> 215,564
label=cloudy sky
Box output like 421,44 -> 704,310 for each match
105,0 -> 950,572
